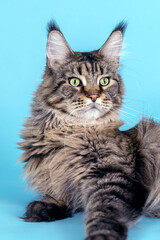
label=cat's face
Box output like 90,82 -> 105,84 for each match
41,23 -> 125,124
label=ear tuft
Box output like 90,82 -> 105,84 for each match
47,20 -> 61,37
112,21 -> 127,36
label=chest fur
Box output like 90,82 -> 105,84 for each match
44,127 -> 133,187
24,124 -> 134,208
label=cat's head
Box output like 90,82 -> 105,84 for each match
41,21 -> 126,124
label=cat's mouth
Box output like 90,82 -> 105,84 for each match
85,102 -> 101,112
70,101 -> 113,121
77,102 -> 112,120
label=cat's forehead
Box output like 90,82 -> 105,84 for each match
74,61 -> 103,77
64,53 -> 118,82
76,52 -> 117,75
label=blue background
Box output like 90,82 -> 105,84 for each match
1,0 -> 160,239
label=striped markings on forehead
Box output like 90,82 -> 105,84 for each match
73,62 -> 104,76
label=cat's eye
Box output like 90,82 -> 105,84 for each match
69,78 -> 81,87
99,77 -> 110,86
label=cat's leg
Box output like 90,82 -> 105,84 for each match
22,195 -> 72,222
83,177 -> 144,240
84,196 -> 128,240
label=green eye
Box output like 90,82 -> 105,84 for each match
69,78 -> 81,87
99,77 -> 109,86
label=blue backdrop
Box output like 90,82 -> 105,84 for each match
1,0 -> 160,239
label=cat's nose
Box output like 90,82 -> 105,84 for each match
88,94 -> 99,102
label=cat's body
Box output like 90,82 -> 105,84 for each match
19,22 -> 160,240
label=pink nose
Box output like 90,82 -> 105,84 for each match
88,94 -> 99,102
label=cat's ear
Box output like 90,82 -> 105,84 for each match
47,30 -> 73,67
98,21 -> 127,63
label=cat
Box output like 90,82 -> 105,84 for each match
18,21 -> 160,240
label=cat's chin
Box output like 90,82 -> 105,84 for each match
83,108 -> 103,120
69,107 -> 104,122
68,108 -> 119,125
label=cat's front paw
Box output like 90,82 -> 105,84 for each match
22,200 -> 70,222
85,234 -> 118,240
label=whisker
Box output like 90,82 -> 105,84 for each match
120,113 -> 143,135
120,109 -> 138,118
110,109 -> 135,127
111,107 -> 144,135
120,112 -> 138,124
123,105 -> 160,122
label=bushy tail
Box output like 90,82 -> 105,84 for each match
135,118 -> 160,217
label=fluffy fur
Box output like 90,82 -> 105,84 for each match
18,21 -> 160,240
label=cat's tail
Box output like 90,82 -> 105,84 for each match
135,118 -> 160,218
143,179 -> 160,218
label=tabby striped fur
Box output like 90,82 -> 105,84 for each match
18,21 -> 160,240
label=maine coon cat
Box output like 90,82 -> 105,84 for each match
19,21 -> 160,240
